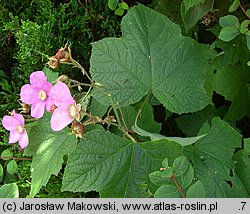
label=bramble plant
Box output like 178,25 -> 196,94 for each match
1,1 -> 250,198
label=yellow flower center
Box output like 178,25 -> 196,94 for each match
68,104 -> 79,119
38,90 -> 47,101
16,125 -> 24,134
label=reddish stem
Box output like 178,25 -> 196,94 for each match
240,3 -> 250,20
170,175 -> 186,198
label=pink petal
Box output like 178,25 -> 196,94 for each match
9,130 -> 21,144
51,108 -> 73,131
45,82 -> 53,93
13,112 -> 25,126
2,116 -> 20,131
30,71 -> 47,89
31,101 -> 46,118
19,130 -> 29,149
50,82 -> 75,109
45,96 -> 54,112
20,84 -> 40,104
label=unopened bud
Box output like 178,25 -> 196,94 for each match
56,48 -> 66,59
50,104 -> 57,113
18,101 -> 31,114
160,167 -> 166,171
48,55 -> 60,69
57,75 -> 69,84
71,121 -> 84,138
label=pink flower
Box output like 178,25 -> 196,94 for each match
20,71 -> 53,118
2,110 -> 28,149
50,82 -> 81,131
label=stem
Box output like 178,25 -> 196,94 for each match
118,108 -> 128,131
108,94 -> 122,127
0,156 -> 32,161
69,79 -> 92,87
70,58 -> 92,82
135,91 -> 152,125
240,3 -> 250,19
170,175 -> 185,198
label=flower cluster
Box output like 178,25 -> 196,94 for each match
1,71 -> 82,150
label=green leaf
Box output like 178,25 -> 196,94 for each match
212,35 -> 249,66
0,164 -> 3,177
24,113 -> 78,197
181,0 -> 214,32
176,105 -> 216,136
121,103 -> 161,133
62,130 -> 183,197
0,183 -> 19,198
108,0 -> 118,11
43,66 -> 58,83
162,158 -> 169,168
192,117 -> 247,197
219,15 -> 240,28
246,36 -> 250,51
186,180 -> 205,198
154,184 -> 179,198
240,20 -> 250,34
115,7 -> 124,16
88,96 -> 109,118
234,138 -> 250,195
182,164 -> 194,188
183,0 -> 206,12
218,26 -> 240,42
91,4 -> 213,114
214,65 -> 250,120
7,160 -> 17,175
149,170 -> 172,186
132,125 -> 206,146
173,156 -> 189,177
247,9 -> 250,17
120,2 -> 129,10
1,150 -> 13,160
229,0 -> 240,12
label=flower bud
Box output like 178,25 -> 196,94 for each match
71,121 -> 84,138
18,101 -> 31,114
56,48 -> 66,59
50,104 -> 57,113
48,55 -> 60,69
57,75 -> 69,84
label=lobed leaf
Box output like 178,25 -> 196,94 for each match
24,113 -> 78,197
192,117 -> 248,197
91,4 -> 214,114
62,129 -> 183,197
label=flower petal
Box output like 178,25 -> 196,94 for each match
44,82 -> 53,93
9,130 -> 21,144
20,84 -> 40,104
45,96 -> 54,112
19,130 -> 29,149
13,112 -> 25,126
31,101 -> 46,118
50,82 -> 75,109
2,116 -> 20,131
51,108 -> 73,131
30,71 -> 47,88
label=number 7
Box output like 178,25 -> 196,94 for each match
241,202 -> 246,210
